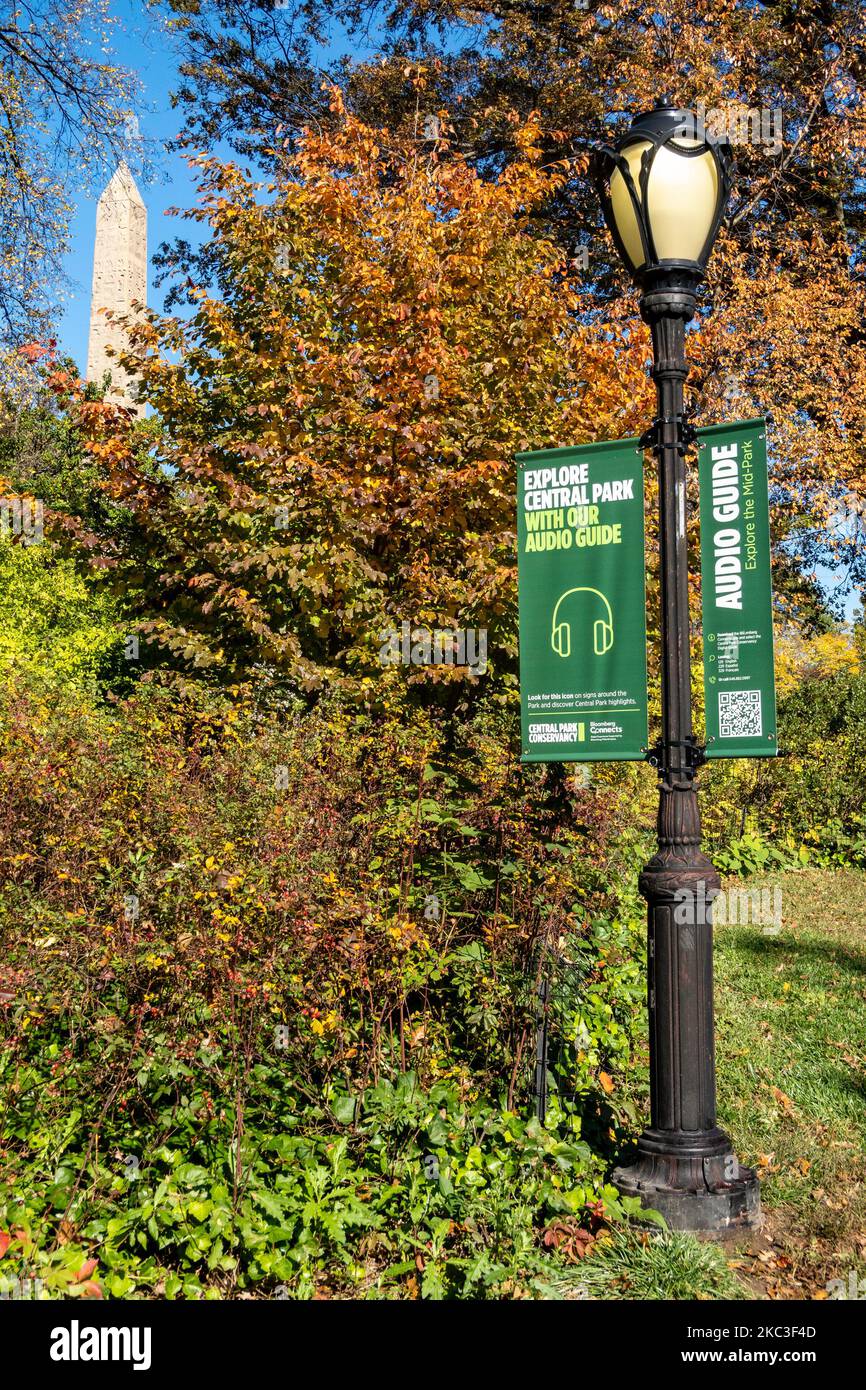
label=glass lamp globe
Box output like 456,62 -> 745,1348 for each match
592,101 -> 732,287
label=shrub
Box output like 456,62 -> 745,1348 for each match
0,535 -> 120,692
0,675 -> 649,1296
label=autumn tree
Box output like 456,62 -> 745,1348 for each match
67,93 -> 650,704
158,0 -> 866,616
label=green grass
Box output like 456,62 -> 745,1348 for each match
714,867 -> 866,1295
602,867 -> 866,1300
555,1228 -> 747,1301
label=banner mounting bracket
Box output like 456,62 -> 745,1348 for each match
642,736 -> 708,779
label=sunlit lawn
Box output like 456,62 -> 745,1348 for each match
715,868 -> 866,1297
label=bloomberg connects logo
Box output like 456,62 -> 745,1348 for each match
50,1319 -> 152,1371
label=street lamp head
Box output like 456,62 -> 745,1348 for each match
591,100 -> 733,295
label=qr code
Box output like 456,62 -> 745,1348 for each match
719,690 -> 762,738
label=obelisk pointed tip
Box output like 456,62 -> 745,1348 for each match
99,160 -> 145,208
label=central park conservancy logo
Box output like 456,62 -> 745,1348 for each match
528,718 -> 624,746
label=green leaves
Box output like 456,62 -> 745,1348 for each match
331,1095 -> 358,1125
449,861 -> 493,892
0,1053 -> 629,1301
175,1164 -> 211,1189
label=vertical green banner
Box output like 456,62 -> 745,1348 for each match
516,439 -> 648,762
697,418 -> 778,758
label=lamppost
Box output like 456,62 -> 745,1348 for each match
591,101 -> 761,1233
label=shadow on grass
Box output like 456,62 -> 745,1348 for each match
717,927 -> 866,1120
719,925 -> 866,977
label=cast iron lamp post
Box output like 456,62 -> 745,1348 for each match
591,101 -> 761,1233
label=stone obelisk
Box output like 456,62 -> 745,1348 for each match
86,162 -> 147,416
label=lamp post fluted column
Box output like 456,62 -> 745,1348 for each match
611,271 -> 760,1232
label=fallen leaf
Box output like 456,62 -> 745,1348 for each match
770,1086 -> 795,1113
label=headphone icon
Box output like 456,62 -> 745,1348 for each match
551,587 -> 614,658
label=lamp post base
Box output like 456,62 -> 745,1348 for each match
614,1134 -> 762,1235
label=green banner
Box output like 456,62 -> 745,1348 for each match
697,418 -> 778,758
516,439 -> 648,762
